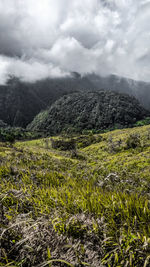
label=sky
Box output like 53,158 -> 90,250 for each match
0,0 -> 150,84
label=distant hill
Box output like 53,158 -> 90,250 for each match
0,73 -> 150,128
87,73 -> 150,110
0,75 -> 93,127
0,77 -> 46,128
28,91 -> 148,134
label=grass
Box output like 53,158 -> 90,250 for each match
0,125 -> 150,266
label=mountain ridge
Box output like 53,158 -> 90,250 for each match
0,73 -> 150,128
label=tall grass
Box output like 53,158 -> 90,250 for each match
0,125 -> 150,266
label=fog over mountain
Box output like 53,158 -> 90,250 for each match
0,0 -> 150,83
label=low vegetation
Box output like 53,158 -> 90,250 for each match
0,125 -> 150,266
134,117 -> 150,127
0,127 -> 41,143
51,138 -> 76,151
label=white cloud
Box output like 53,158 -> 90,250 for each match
0,0 -> 150,82
0,55 -> 69,84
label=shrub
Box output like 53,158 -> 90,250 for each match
135,117 -> 150,127
51,138 -> 76,151
0,127 -> 41,143
0,128 -> 15,144
126,133 -> 141,149
76,134 -> 102,148
107,135 -> 122,153
44,138 -> 50,149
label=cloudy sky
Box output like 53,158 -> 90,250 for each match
0,0 -> 150,83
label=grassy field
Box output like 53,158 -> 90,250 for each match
0,125 -> 150,266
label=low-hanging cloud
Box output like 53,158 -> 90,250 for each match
0,0 -> 150,84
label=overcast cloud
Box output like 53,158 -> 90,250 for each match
0,0 -> 150,83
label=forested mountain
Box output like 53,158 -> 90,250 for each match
87,73 -> 150,110
0,74 -> 150,128
28,91 -> 148,134
0,75 -> 93,127
0,77 -> 46,127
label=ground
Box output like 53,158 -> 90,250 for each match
0,125 -> 150,266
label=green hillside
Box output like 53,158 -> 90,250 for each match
1,74 -> 150,128
0,125 -> 150,266
28,91 -> 148,135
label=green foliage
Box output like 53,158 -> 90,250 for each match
0,125 -> 150,266
0,74 -> 94,127
126,133 -> 141,149
0,127 -> 16,143
0,127 -> 41,143
102,230 -> 150,267
51,138 -> 76,151
1,74 -> 150,128
135,117 -> 150,127
75,134 -> 103,148
28,91 -> 148,135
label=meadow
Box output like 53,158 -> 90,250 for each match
0,125 -> 150,266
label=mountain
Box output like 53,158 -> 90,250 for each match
0,77 -> 46,128
0,74 -> 150,128
28,91 -> 148,134
0,75 -> 93,127
87,73 -> 150,110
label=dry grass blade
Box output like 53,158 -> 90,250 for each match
144,255 -> 150,267
0,219 -> 33,239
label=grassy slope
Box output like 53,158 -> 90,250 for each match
0,126 -> 150,266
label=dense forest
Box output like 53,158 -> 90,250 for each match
28,91 -> 148,134
0,74 -> 150,128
